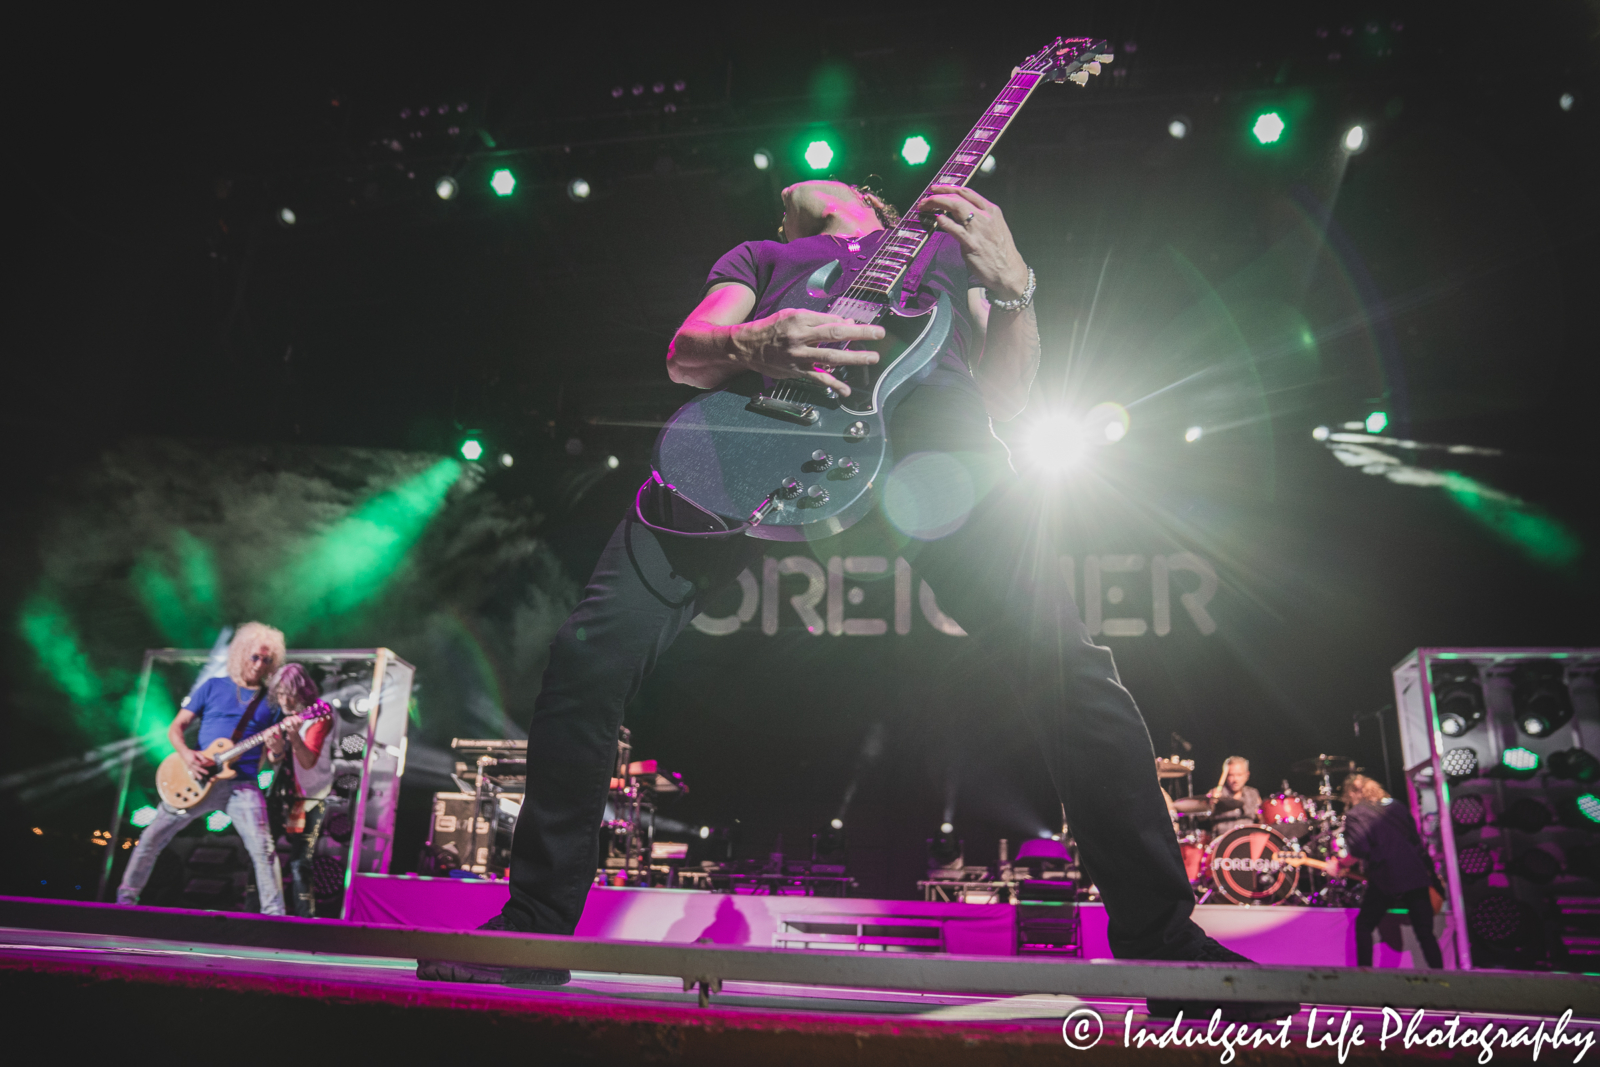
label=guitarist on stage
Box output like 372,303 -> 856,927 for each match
420,179 -> 1296,1020
116,622 -> 289,915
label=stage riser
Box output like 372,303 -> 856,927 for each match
348,876 -> 1455,968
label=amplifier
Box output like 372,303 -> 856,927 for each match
426,792 -> 521,874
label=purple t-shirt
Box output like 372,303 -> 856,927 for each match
704,229 -> 980,381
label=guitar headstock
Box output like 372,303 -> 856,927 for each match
1023,37 -> 1113,87
305,699 -> 334,719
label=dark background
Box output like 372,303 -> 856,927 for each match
3,3 -> 1597,900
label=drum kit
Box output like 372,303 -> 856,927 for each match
1159,754 -> 1368,907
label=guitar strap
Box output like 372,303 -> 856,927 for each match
231,687 -> 268,743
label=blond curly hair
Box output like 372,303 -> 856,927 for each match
1342,773 -> 1391,805
227,622 -> 286,685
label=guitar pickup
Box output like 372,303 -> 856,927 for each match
748,394 -> 820,425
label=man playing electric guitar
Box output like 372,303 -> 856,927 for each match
117,622 -> 290,914
420,177 -> 1296,1020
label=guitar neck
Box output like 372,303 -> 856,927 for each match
215,702 -> 330,766
840,69 -> 1049,307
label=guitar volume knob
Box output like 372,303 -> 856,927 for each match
806,484 -> 829,503
838,457 -> 859,478
780,477 -> 803,499
810,450 -> 832,470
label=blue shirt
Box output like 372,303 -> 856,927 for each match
181,676 -> 281,778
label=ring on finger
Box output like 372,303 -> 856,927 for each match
964,212 -> 975,224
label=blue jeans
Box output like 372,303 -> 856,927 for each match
117,778 -> 285,915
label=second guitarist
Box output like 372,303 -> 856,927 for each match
116,622 -> 289,914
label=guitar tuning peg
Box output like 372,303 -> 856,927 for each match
1097,54 -> 1114,63
1086,61 -> 1102,75
1068,71 -> 1090,86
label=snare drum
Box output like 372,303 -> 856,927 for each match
1260,792 -> 1311,839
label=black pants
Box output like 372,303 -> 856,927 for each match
286,802 -> 326,918
502,381 -> 1208,959
1355,885 -> 1443,968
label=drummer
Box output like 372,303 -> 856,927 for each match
1207,756 -> 1262,835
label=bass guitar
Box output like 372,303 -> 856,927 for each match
650,36 -> 1111,540
156,701 -> 333,810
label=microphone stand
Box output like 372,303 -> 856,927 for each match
1352,704 -> 1394,792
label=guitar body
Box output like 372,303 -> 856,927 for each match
155,738 -> 238,810
652,291 -> 953,541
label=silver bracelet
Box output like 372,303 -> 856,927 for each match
986,267 -> 1036,312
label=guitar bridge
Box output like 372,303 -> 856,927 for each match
747,393 -> 820,425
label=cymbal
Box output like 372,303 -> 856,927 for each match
1211,796 -> 1244,814
1292,754 -> 1357,775
1171,796 -> 1214,813
1156,757 -> 1195,779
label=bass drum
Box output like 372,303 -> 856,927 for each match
1205,825 -> 1298,906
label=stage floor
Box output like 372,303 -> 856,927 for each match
1,921 -> 1591,1064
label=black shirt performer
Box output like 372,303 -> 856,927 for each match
421,180 -> 1297,1019
1332,774 -> 1445,969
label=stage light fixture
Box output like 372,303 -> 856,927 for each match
1431,663 -> 1486,737
257,767 -> 275,790
1442,747 -> 1480,781
567,178 -> 592,201
459,438 -> 484,461
1185,426 -> 1203,443
1020,415 -> 1088,473
205,811 -> 233,833
1251,111 -> 1286,144
129,806 -> 158,828
1509,847 -> 1562,884
1451,793 -> 1488,828
435,176 -> 458,201
1342,125 -> 1368,154
978,154 -> 996,173
1457,843 -> 1495,878
1500,746 -> 1541,778
831,818 -> 843,829
276,207 -> 297,227
804,140 -> 835,171
1575,793 -> 1600,825
900,135 -> 932,165
1365,410 -> 1388,433
1498,796 -> 1552,832
605,455 -> 620,469
1512,661 -> 1573,738
1550,748 -> 1600,783
698,825 -> 711,838
1559,93 -> 1575,112
1168,116 -> 1190,139
1468,895 -> 1526,945
1312,425 -> 1330,441
940,821 -> 954,834
752,149 -> 772,170
490,169 -> 516,196
499,453 -> 514,468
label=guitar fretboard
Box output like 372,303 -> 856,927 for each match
837,68 -> 1050,308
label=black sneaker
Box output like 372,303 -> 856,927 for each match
416,913 -> 572,986
1145,937 -> 1299,1022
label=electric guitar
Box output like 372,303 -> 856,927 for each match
156,701 -> 333,810
650,36 -> 1111,540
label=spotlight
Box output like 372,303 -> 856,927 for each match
1168,116 -> 1190,139
276,206 -> 297,227
1184,426 -> 1203,443
129,806 -> 158,829
1341,125 -> 1368,154
1498,796 -> 1552,832
459,438 -> 484,461
752,149 -> 772,170
490,169 -> 516,197
1559,92 -> 1575,112
1019,414 -> 1087,473
1468,895 -> 1526,944
257,767 -> 275,790
435,176 -> 458,200
1431,663 -> 1485,737
567,178 -> 592,201
978,154 -> 997,173
1365,410 -> 1388,433
900,135 -> 932,165
927,825 -> 962,868
605,455 -> 620,469
1312,425 -> 1330,441
698,825 -> 711,839
338,734 -> 367,757
1442,747 -> 1480,781
830,818 -> 844,830
1575,793 -> 1600,826
804,140 -> 835,171
1549,748 -> 1600,783
1499,747 -> 1541,779
499,452 -> 514,468
1509,847 -> 1562,884
1512,661 -> 1573,738
1251,111 -> 1286,145
1451,793 -> 1488,828
205,811 -> 233,833
1456,843 -> 1495,878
